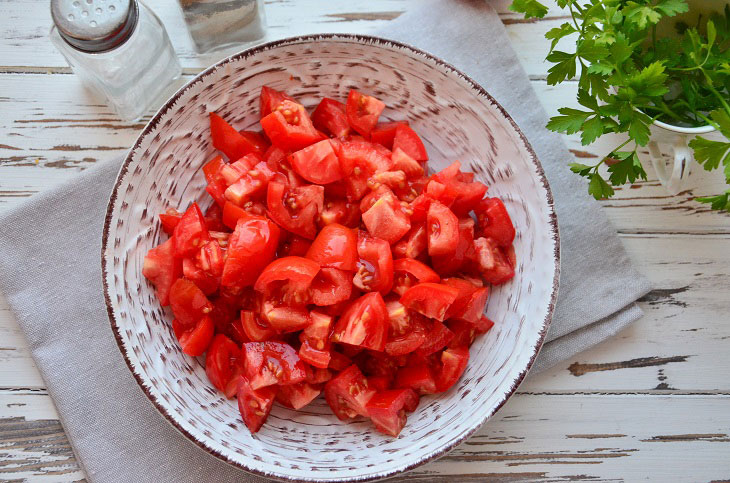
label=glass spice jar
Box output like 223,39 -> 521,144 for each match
50,0 -> 182,122
177,0 -> 266,54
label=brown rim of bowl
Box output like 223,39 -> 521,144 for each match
101,33 -> 561,483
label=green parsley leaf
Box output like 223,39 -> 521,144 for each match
546,51 -> 578,85
627,62 -> 669,97
588,172 -> 615,199
623,3 -> 662,30
569,163 -> 594,177
710,109 -> 730,138
628,116 -> 651,145
695,190 -> 730,212
581,116 -> 605,145
510,0 -> 548,19
655,0 -> 690,17
689,136 -> 730,172
608,151 -> 648,185
547,108 -> 593,134
545,23 -> 577,53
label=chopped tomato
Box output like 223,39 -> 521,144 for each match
353,232 -> 393,294
427,201 -> 459,257
310,267 -> 353,306
415,321 -> 454,356
203,156 -> 227,207
447,318 -> 478,347
243,341 -> 307,389
171,316 -> 214,356
305,223 -> 357,270
328,350 -> 353,371
391,147 -> 424,179
261,100 -> 322,151
254,256 -> 320,303
431,217 -> 476,275
361,189 -> 411,244
159,210 -> 182,235
289,139 -> 344,184
324,365 -> 376,420
262,305 -> 311,332
476,198 -> 516,247
142,237 -> 181,306
319,198 -> 360,227
173,203 -> 210,257
169,278 -> 213,327
210,113 -> 267,161
392,124 -> 428,161
473,237 -> 515,285
400,282 -> 458,321
332,292 -> 388,351
474,314 -> 495,333
311,98 -> 350,138
237,376 -> 276,433
435,346 -> 469,392
431,161 -> 488,216
221,214 -> 280,288
276,381 -> 321,410
392,222 -> 428,261
370,121 -> 408,149
240,310 -> 277,342
305,365 -> 333,384
346,90 -> 385,136
392,258 -> 440,296
267,181 -> 324,239
224,161 -> 275,206
366,388 -> 418,436
394,364 -> 437,395
259,86 -> 294,118
205,334 -> 243,394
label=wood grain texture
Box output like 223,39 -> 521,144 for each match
1,0 -> 729,480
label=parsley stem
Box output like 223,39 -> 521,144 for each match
700,69 -> 730,114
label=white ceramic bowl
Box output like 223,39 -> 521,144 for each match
102,34 -> 560,482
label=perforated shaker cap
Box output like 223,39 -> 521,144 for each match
51,0 -> 138,53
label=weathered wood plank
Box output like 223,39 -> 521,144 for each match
0,391 -> 728,482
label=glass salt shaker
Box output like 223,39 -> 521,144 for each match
50,0 -> 182,121
177,0 -> 266,54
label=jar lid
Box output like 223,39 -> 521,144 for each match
51,0 -> 138,53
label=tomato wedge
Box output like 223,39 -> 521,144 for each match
142,237 -> 181,306
254,256 -> 320,301
240,309 -> 277,342
311,98 -> 350,138
366,388 -> 419,436
346,90 -> 385,136
370,121 -> 408,150
172,316 -> 214,357
259,86 -> 294,118
243,341 -> 307,390
305,223 -> 357,270
476,198 -> 516,247
237,376 -> 277,433
392,124 -> 428,161
400,282 -> 458,321
415,321 -> 454,356
431,217 -> 476,275
289,139 -> 344,185
173,203 -> 210,258
394,364 -> 437,395
324,365 -> 376,420
205,334 -> 243,395
169,278 -> 213,327
392,222 -> 428,261
267,181 -> 324,239
435,346 -> 470,392
310,267 -> 353,306
221,214 -> 280,288
353,232 -> 393,295
276,382 -> 321,410
426,201 -> 459,257
332,292 -> 388,352
392,258 -> 440,296
261,100 -> 322,151
361,189 -> 411,244
210,112 -> 268,161
473,237 -> 515,285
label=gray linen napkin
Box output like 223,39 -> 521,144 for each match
0,1 -> 651,481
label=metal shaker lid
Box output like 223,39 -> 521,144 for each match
51,0 -> 138,53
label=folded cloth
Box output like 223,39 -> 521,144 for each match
0,1 -> 652,481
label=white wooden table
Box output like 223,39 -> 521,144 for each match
1,0 -> 729,481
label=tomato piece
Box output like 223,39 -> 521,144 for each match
353,232 -> 393,295
383,300 -> 427,356
505,244 -> 517,270
426,201 -> 459,257
266,181 -> 324,239
276,381 -> 321,410
394,364 -> 437,395
366,388 -> 419,437
392,258 -> 440,296
392,124 -> 427,161
459,286 -> 489,323
159,210 -> 182,235
219,154 -> 259,185
222,201 -> 250,230
202,156 -> 228,207
221,214 -> 280,288
209,287 -> 244,332
319,198 -> 360,228
415,321 -> 454,356
142,237 -> 181,306
346,90 -> 385,136
259,86 -> 294,118
310,267 -> 353,306
311,98 -> 350,138
361,189 -> 411,244
302,310 -> 332,344
305,223 -> 357,270
367,375 -> 393,392
237,376 -> 276,433
370,121 -> 408,150
425,180 -> 457,207
431,218 -> 476,276
305,365 -> 333,384
473,237 -> 515,285
474,314 -> 495,333
435,346 -> 470,392
278,233 -> 312,257
385,328 -> 427,356
173,203 -> 210,258
447,318 -> 478,347
172,315 -> 214,356
243,341 -> 307,389
391,147 -> 424,179
363,352 -> 407,378
169,278 -> 213,327
332,292 -> 388,352
442,278 -> 478,318
324,365 -> 376,420
203,203 -> 225,232
182,256 -> 218,295
289,139 -> 344,185
263,305 -> 311,332
261,100 -> 322,151
476,198 -> 515,247
210,113 -> 266,161
392,222 -> 428,261
205,334 -> 242,393
328,350 -> 353,371
299,340 -> 331,368
254,256 -> 320,301
224,161 -> 275,206
408,194 -> 431,223
431,161 -> 488,216
240,310 -> 277,342
400,282 -> 458,321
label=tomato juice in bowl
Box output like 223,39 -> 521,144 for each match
102,34 -> 559,482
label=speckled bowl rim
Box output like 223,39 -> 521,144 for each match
101,33 -> 560,483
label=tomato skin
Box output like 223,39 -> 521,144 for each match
324,364 -> 377,420
172,315 -> 214,356
159,210 -> 182,235
222,201 -> 250,231
361,189 -> 412,244
394,364 -> 437,395
346,90 -> 386,136
366,388 -> 418,436
435,346 -> 470,392
310,267 -> 353,306
237,376 -> 277,433
267,182 -> 324,240
299,340 -> 331,368
210,113 -> 267,161
476,198 -> 516,247
259,86 -> 294,118
447,318 -> 478,347
205,334 -> 242,393
289,139 -> 344,185
474,315 -> 495,333
261,100 -> 322,151
393,124 -> 428,161
370,121 -> 408,150
431,217 -> 476,276
305,223 -> 357,271
276,382 -> 321,410
353,232 -> 394,295
203,156 -> 227,207
392,222 -> 428,261
426,201 -> 459,257
243,341 -> 307,390
174,203 -> 211,258
169,278 -> 213,327
254,256 -> 320,297
400,282 -> 459,321
263,305 -> 311,332
473,237 -> 515,285
415,321 -> 454,356
392,258 -> 440,296
142,237 -> 181,306
240,310 -> 277,342
328,350 -> 353,371
311,98 -> 350,138
332,292 -> 389,352
221,215 -> 280,288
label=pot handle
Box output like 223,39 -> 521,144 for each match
648,135 -> 692,195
